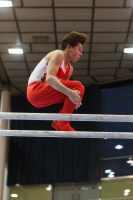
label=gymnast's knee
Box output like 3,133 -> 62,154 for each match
74,81 -> 85,94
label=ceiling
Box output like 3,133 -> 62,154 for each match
0,0 -> 133,95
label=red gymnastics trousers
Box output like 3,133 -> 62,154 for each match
27,80 -> 85,131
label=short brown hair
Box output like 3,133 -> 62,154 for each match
60,31 -> 88,50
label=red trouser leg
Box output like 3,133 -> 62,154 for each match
52,80 -> 85,131
27,80 -> 85,131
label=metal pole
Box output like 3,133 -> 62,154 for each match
0,130 -> 133,139
0,86 -> 10,200
0,112 -> 132,122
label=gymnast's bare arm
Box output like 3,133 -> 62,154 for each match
46,50 -> 80,104
59,64 -> 82,109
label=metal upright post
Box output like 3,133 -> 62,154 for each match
0,85 -> 10,200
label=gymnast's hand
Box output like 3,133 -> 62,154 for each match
75,101 -> 82,109
68,90 -> 81,104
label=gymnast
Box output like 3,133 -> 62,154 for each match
27,31 -> 87,131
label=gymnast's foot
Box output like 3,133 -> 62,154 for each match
52,121 -> 58,130
52,121 -> 76,131
62,125 -> 76,131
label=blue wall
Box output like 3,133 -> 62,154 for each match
101,84 -> 133,178
101,84 -> 133,132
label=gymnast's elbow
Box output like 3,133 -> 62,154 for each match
45,75 -> 51,84
45,75 -> 55,85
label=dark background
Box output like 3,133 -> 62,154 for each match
7,82 -> 133,185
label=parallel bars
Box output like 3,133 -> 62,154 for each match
0,112 -> 133,138
0,112 -> 132,122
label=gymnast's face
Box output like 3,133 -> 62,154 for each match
67,43 -> 83,63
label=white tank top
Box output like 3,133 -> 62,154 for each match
28,57 -> 68,85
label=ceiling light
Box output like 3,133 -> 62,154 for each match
115,145 -> 123,149
127,160 -> 133,164
124,192 -> 129,196
105,169 -> 112,174
80,187 -> 89,190
110,171 -> 115,175
123,189 -> 130,196
46,185 -> 52,191
127,158 -> 133,165
108,174 -> 114,178
0,1 -> 12,7
10,194 -> 18,198
8,48 -> 23,54
99,186 -> 102,190
124,48 -> 133,54
15,184 -> 21,187
124,189 -> 130,193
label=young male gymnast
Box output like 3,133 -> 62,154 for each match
27,31 -> 87,131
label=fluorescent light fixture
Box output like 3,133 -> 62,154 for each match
115,145 -> 123,149
0,1 -> 12,7
105,169 -> 112,174
124,48 -> 133,54
10,194 -> 18,198
8,48 -> 23,54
